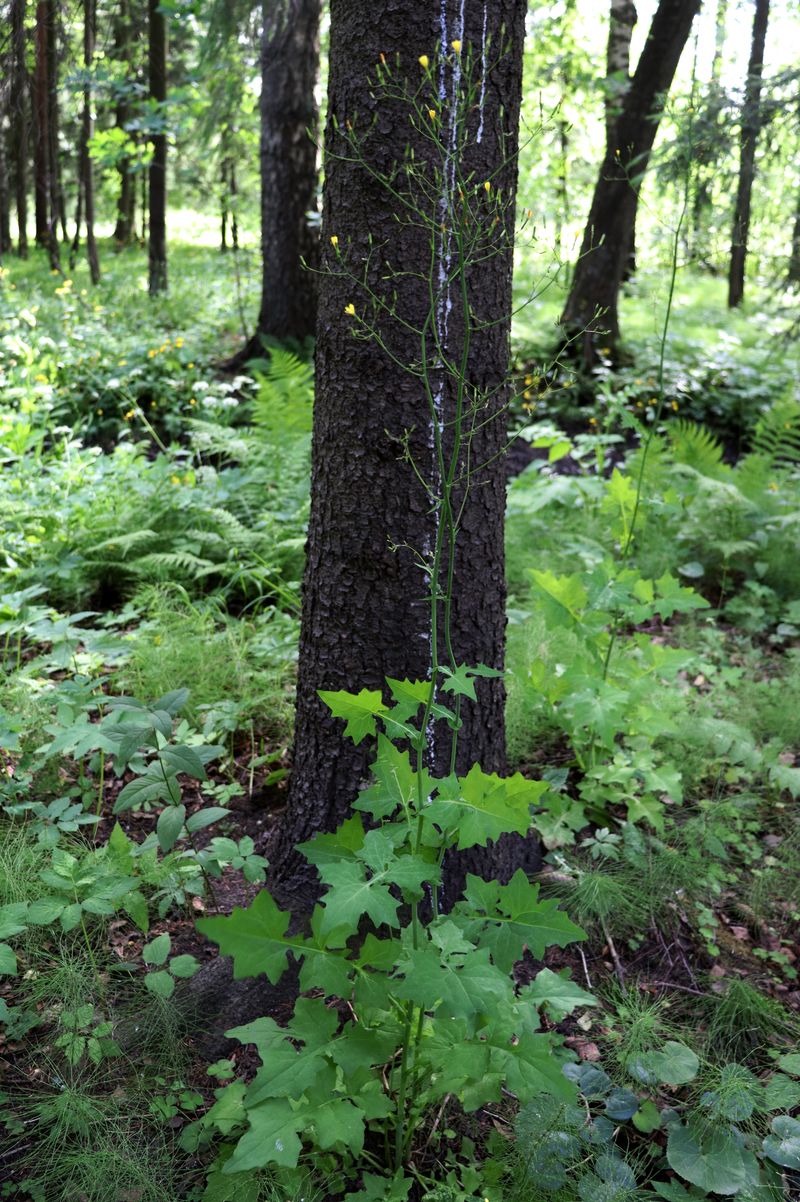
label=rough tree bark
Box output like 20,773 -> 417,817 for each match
728,0 -> 770,309
231,0 -> 320,360
560,0 -> 701,366
77,0 -> 100,283
606,0 -> 638,277
605,0 -> 637,154
112,0 -> 136,247
272,0 -> 531,904
0,130 -> 11,257
33,1 -> 50,249
45,0 -> 65,244
10,0 -> 29,258
148,0 -> 168,294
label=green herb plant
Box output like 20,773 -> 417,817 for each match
190,45 -> 592,1201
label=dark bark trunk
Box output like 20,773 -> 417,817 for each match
148,0 -> 167,294
787,183 -> 800,286
606,0 -> 638,279
273,0 -> 531,903
230,161 -> 239,250
220,159 -> 228,252
560,0 -> 700,367
69,179 -> 82,269
112,0 -> 135,247
232,0 -> 320,361
605,0 -> 637,153
33,2 -> 50,247
45,0 -> 65,244
81,0 -> 100,284
10,0 -> 29,258
0,119 -> 11,256
728,0 -> 769,309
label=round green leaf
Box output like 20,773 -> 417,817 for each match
667,1121 -> 759,1195
144,970 -> 175,999
763,1115 -> 800,1169
170,954 -> 199,979
0,943 -> 17,975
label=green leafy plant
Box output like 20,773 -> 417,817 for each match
190,674 -> 591,1195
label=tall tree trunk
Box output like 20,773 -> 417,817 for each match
233,0 -> 320,360
81,0 -> 99,283
33,2 -> 50,248
560,0 -> 700,367
148,0 -> 168,294
112,0 -> 135,247
787,177 -> 800,286
10,0 -> 29,258
605,0 -> 637,153
605,0 -> 638,277
45,0 -> 66,244
728,0 -> 770,309
0,109 -> 11,255
274,0 -> 530,902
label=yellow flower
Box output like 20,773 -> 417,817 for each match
428,108 -> 437,120
187,362 -> 194,369
147,349 -> 157,358
344,303 -> 356,316
451,39 -> 461,53
34,374 -> 47,383
418,54 -> 429,69
174,337 -> 184,348
118,359 -> 127,366
96,408 -> 103,415
483,180 -> 491,194
671,400 -> 679,411
330,235 -> 339,248
379,52 -> 386,65
189,397 -> 196,406
124,409 -> 135,421
170,474 -> 180,484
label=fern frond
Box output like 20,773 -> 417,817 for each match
668,420 -> 727,479
751,398 -> 800,468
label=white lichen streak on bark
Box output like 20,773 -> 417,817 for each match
477,1 -> 488,143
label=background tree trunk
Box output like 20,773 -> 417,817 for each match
728,0 -> 770,309
273,0 -> 530,902
81,0 -> 99,284
112,0 -> 135,247
33,1 -> 50,249
560,0 -> 701,367
10,0 -> 29,258
45,0 -> 66,244
605,0 -> 637,154
232,0 -> 320,360
0,129 -> 11,257
148,0 -> 168,294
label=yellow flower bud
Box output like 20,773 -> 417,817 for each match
330,235 -> 339,247
428,108 -> 437,120
483,180 -> 491,194
451,40 -> 461,53
344,303 -> 356,316
418,54 -> 429,69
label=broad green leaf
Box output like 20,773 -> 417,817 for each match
25,898 -> 65,925
459,870 -> 586,970
161,744 -> 208,781
356,736 -> 430,820
764,1073 -> 800,1111
185,807 -> 230,834
384,677 -> 430,721
763,1115 -> 800,1169
627,1042 -> 699,1087
152,688 -> 190,715
318,860 -> 400,934
0,944 -> 17,975
778,1053 -> 800,1077
393,945 -> 510,1025
114,772 -> 172,813
344,1170 -> 412,1202
667,1121 -> 759,1194
529,570 -> 588,622
524,968 -> 595,1020
308,1096 -> 365,1155
425,765 -> 546,849
439,663 -> 502,702
245,1044 -> 326,1107
298,814 -> 366,866
157,804 -> 186,853
170,954 -> 199,978
318,687 -> 387,744
197,890 -> 294,984
145,970 -> 175,999
143,933 -> 171,965
224,1098 -> 306,1171
0,903 -> 29,939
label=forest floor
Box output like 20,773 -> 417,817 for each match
1,235 -> 799,1201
